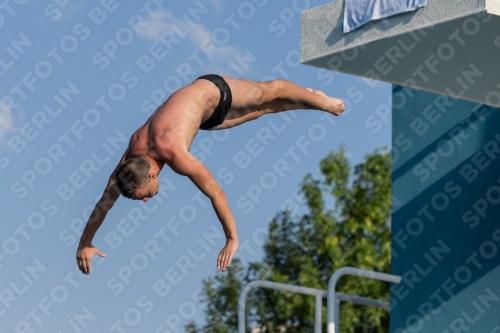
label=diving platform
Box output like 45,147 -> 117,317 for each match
301,0 -> 500,107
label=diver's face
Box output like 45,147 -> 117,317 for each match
134,178 -> 159,202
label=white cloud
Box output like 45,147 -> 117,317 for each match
204,0 -> 224,12
137,9 -> 237,54
137,10 -> 190,41
0,103 -> 16,143
138,10 -> 249,76
189,24 -> 241,58
59,4 -> 83,21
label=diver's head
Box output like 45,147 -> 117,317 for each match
115,157 -> 159,202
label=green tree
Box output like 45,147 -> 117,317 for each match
186,147 -> 391,333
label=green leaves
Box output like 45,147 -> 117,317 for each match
187,147 -> 391,333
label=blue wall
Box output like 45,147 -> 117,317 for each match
390,85 -> 500,333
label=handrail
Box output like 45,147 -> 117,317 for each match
327,267 -> 402,333
238,280 -> 326,333
238,273 -> 400,333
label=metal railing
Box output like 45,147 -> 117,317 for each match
327,267 -> 402,333
238,280 -> 326,333
238,267 -> 401,333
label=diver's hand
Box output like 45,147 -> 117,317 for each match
76,243 -> 106,275
217,239 -> 238,272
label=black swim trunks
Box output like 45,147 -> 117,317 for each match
197,74 -> 232,130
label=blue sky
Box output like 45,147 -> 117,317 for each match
0,0 -> 391,332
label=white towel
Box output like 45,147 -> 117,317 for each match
343,0 -> 427,33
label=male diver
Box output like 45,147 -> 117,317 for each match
76,75 -> 345,275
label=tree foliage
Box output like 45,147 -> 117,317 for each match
186,147 -> 391,333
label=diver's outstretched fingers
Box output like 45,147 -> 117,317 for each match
305,87 -> 314,92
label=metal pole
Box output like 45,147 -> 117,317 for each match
239,271 -> 399,333
238,283 -> 252,333
327,267 -> 402,333
238,280 -> 327,333
335,292 -> 391,309
334,297 -> 341,333
315,294 -> 322,333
